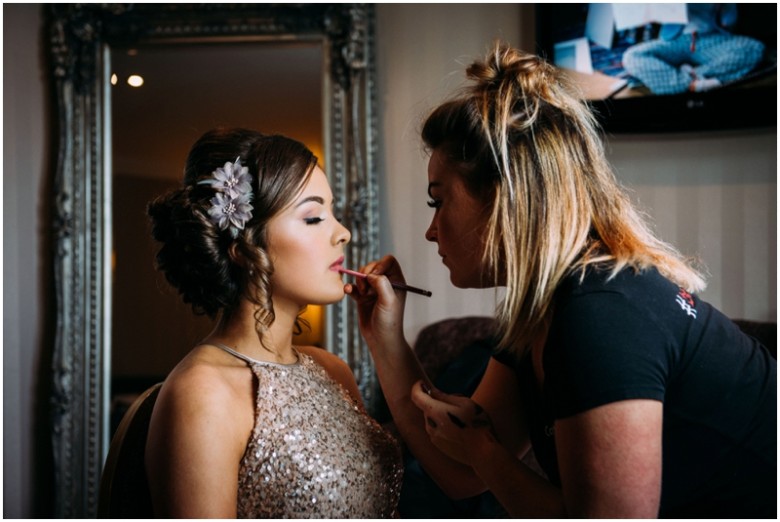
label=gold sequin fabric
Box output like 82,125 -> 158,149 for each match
218,346 -> 403,518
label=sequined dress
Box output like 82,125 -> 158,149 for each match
212,344 -> 403,518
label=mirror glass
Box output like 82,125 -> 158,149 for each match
110,42 -> 326,419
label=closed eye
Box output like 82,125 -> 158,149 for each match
304,217 -> 325,225
427,199 -> 441,209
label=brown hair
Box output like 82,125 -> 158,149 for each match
147,128 -> 318,347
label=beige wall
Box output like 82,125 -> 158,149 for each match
3,4 -> 776,517
4,4 -> 53,517
608,131 -> 776,322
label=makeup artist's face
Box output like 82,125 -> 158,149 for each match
266,167 -> 351,306
425,148 -> 492,288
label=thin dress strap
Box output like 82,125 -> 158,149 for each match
209,342 -> 300,367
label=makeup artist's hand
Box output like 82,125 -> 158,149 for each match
410,380 -> 499,467
344,255 -> 408,347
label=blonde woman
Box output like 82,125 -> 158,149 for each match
145,128 -> 401,517
348,43 -> 775,518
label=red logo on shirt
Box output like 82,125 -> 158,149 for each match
676,288 -> 697,318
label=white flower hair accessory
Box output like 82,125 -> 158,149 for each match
198,157 -> 254,238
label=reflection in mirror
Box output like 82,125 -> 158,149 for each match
110,43 -> 325,428
48,5 -> 377,516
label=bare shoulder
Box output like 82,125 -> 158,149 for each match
146,347 -> 254,517
163,352 -> 235,405
151,347 -> 255,438
297,345 -> 363,406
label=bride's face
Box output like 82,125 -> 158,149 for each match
266,167 -> 351,306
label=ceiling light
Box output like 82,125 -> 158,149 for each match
127,75 -> 144,87
110,74 -> 118,85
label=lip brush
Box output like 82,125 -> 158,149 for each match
338,267 -> 433,297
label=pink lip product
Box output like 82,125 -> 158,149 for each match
338,267 -> 433,297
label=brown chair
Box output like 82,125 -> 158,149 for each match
412,316 -> 498,383
98,382 -> 162,518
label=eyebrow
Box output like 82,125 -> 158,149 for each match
295,195 -> 326,207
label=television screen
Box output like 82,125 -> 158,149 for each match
536,3 -> 777,132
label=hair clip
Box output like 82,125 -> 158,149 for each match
198,157 -> 253,238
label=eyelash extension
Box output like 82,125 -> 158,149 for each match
427,199 -> 442,209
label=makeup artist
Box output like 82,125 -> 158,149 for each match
145,128 -> 402,517
346,42 -> 776,518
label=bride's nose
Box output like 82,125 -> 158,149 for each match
335,220 -> 351,245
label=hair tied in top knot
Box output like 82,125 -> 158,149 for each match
198,157 -> 254,238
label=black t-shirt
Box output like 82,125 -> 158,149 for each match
494,266 -> 776,518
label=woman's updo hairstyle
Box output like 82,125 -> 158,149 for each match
148,128 -> 318,339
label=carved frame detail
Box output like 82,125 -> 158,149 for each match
47,4 -> 378,517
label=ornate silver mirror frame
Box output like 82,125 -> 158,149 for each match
47,4 -> 378,517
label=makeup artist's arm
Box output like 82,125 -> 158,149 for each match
411,376 -> 662,517
411,381 -> 568,517
346,255 -> 527,499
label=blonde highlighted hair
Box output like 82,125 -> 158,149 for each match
422,42 -> 706,357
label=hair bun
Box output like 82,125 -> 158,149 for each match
467,42 -> 559,100
147,187 -> 238,317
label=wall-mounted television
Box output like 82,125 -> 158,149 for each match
536,4 -> 776,133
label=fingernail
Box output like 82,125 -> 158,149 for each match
421,382 -> 432,395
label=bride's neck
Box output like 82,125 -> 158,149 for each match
207,300 -> 298,363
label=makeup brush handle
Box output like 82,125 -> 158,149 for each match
339,268 -> 432,297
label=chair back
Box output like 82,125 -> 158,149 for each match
98,382 -> 162,518
413,316 -> 497,382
